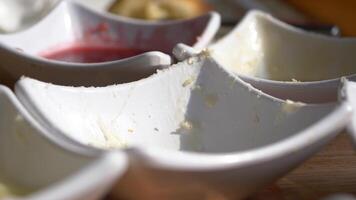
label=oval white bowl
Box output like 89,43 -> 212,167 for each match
174,10 -> 356,103
0,85 -> 127,200
0,0 -> 220,87
15,56 -> 352,199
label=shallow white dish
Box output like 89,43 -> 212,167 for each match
0,85 -> 127,200
0,0 -> 220,87
15,56 -> 352,199
174,10 -> 356,103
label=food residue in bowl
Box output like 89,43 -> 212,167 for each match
0,180 -> 31,199
87,120 -> 128,149
182,76 -> 196,87
282,99 -> 306,114
39,43 -> 147,63
180,120 -> 194,131
204,93 -> 218,108
108,0 -> 211,20
177,119 -> 204,151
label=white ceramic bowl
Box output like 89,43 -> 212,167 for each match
342,79 -> 356,144
174,10 -> 356,103
18,152 -> 127,200
15,57 -> 352,199
0,0 -> 220,87
0,85 -> 127,200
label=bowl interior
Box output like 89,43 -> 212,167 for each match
16,58 -> 335,154
210,11 -> 356,82
0,1 -> 214,56
0,86 -> 93,196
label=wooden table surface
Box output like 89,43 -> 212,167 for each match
249,132 -> 356,200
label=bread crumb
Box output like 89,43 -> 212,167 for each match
182,76 -> 195,87
180,120 -> 193,130
282,99 -> 305,113
187,57 -> 194,65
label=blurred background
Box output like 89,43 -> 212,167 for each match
1,0 -> 356,36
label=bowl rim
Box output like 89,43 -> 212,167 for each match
175,9 -> 356,86
0,0 -> 220,68
13,58 -> 353,171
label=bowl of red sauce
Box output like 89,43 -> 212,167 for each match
0,0 -> 220,87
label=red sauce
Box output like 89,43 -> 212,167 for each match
40,44 -> 147,63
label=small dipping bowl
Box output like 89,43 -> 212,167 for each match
0,0 -> 220,87
15,56 -> 352,199
0,85 -> 127,200
174,10 -> 356,103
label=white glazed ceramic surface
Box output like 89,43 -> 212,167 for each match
72,0 -> 114,12
0,0 -> 220,87
15,57 -> 352,199
174,10 -> 356,103
342,80 -> 356,145
0,0 -> 58,33
0,85 -> 127,200
21,152 -> 127,200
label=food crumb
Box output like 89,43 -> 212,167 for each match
128,129 -> 134,133
204,94 -> 218,108
187,57 -> 194,65
282,99 -> 306,113
199,48 -> 212,58
94,121 -> 128,149
192,84 -> 202,91
180,120 -> 193,130
182,76 -> 195,87
154,128 -> 159,131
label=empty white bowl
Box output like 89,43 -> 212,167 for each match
15,56 -> 352,199
0,0 -> 220,87
174,10 -> 356,103
0,85 -> 127,200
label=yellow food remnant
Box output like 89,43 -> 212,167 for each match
0,182 -> 31,198
187,57 -> 195,65
204,94 -> 218,108
89,121 -> 128,149
199,48 -> 212,58
282,99 -> 306,114
109,0 -> 211,20
182,76 -> 195,87
180,120 -> 193,131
